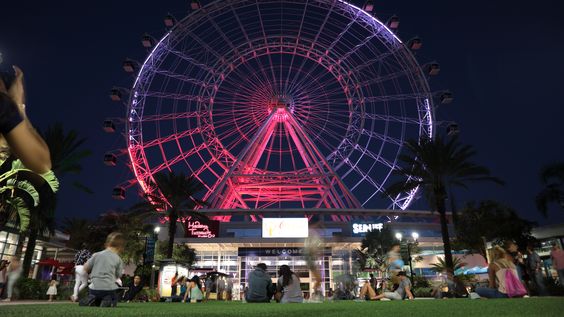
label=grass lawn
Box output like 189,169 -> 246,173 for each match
1,298 -> 564,317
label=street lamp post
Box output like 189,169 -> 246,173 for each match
408,232 -> 419,283
150,227 -> 161,289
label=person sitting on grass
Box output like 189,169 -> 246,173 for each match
370,271 -> 414,300
245,263 -> 274,303
431,272 -> 469,299
80,232 -> 125,307
475,246 -> 527,299
359,279 -> 378,300
276,265 -> 303,303
123,275 -> 144,302
183,276 -> 204,303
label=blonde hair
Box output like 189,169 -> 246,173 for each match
491,246 -> 507,262
492,246 -> 515,269
105,232 -> 126,249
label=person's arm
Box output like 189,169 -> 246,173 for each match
116,260 -> 124,280
183,284 -> 191,302
405,285 -> 414,300
488,263 -> 497,288
2,67 -> 51,174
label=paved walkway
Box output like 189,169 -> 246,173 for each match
0,300 -> 72,306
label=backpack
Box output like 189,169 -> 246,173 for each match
504,269 -> 527,298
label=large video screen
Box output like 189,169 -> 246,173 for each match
262,218 -> 309,238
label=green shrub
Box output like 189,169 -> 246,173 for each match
140,288 -> 160,302
413,275 -> 430,288
55,284 -> 74,300
413,287 -> 433,298
15,278 -> 48,300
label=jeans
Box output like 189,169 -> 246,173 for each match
73,265 -> 89,298
530,271 -> 548,296
475,287 -> 508,299
89,289 -> 118,307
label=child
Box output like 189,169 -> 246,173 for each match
81,232 -> 125,307
46,274 -> 58,302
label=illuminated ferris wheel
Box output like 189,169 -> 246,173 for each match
109,0 -> 443,215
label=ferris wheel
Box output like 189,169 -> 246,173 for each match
109,0 -> 441,213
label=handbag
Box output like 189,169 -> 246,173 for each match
504,269 -> 527,298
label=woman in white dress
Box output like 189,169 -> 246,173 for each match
276,265 -> 303,303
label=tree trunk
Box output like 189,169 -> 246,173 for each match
166,212 -> 177,259
449,189 -> 458,226
437,196 -> 454,275
22,227 -> 38,277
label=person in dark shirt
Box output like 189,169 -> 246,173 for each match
0,66 -> 51,174
245,263 -> 274,303
123,275 -> 144,302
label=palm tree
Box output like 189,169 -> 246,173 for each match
536,162 -> 564,216
357,225 -> 396,272
134,171 -> 206,258
21,123 -> 90,274
431,256 -> 467,274
384,136 -> 503,274
0,158 -> 59,259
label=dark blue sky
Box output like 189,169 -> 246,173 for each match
1,0 -> 563,225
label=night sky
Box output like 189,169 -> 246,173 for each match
1,0 -> 563,226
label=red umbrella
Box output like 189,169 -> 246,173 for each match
37,258 -> 60,266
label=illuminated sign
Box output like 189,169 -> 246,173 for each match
185,220 -> 219,238
238,247 -> 332,257
352,223 -> 384,235
262,218 -> 308,238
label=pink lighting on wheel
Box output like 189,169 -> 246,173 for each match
122,0 -> 435,216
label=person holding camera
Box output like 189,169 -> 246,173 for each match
0,65 -> 51,174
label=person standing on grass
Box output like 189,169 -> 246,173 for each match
46,274 -> 59,302
170,272 -> 179,298
276,265 -> 303,303
2,256 -> 22,302
385,244 -> 404,290
550,244 -> 564,286
245,263 -> 274,303
526,243 -> 548,296
71,244 -> 92,302
81,232 -> 125,307
370,271 -> 413,300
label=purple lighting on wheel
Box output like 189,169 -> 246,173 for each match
338,0 -> 403,44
